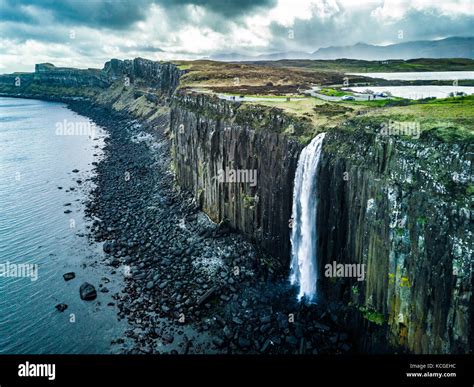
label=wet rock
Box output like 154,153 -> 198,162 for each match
232,317 -> 243,325
63,272 -> 75,281
260,339 -> 271,353
103,241 -> 113,254
80,282 -> 97,301
212,337 -> 225,348
314,322 -> 330,332
158,281 -> 168,289
271,336 -> 282,345
260,315 -> 272,324
162,334 -> 174,344
55,303 -> 68,312
260,323 -> 272,334
223,326 -> 233,339
196,286 -> 216,307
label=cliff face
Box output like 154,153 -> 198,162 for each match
102,58 -> 183,92
317,129 -> 472,353
32,63 -> 110,88
0,59 -> 471,354
170,93 -> 302,262
0,58 -> 183,99
170,93 -> 472,353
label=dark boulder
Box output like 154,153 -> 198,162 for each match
196,287 -> 217,307
55,303 -> 68,312
63,272 -> 75,281
103,241 -> 113,254
80,282 -> 97,301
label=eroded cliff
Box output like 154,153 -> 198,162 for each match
318,128 -> 472,353
170,92 -> 304,262
170,93 -> 473,354
0,58 -> 471,354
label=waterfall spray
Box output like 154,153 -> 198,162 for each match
289,133 -> 326,302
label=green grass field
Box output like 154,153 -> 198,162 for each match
362,95 -> 474,141
317,88 -> 348,97
249,58 -> 474,73
242,92 -> 474,143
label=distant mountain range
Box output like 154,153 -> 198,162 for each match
210,37 -> 474,62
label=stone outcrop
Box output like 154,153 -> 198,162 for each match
102,58 -> 183,92
33,63 -> 110,87
170,92 -> 303,262
0,58 -> 183,97
317,128 -> 472,353
170,93 -> 472,354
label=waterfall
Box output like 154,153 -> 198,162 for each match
290,132 -> 326,302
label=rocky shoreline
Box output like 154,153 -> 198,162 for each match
66,100 -> 352,355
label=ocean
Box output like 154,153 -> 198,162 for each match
0,97 -> 126,354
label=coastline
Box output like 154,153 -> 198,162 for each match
0,97 -> 129,354
64,99 -> 351,354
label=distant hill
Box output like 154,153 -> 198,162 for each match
210,37 -> 474,62
312,37 -> 474,60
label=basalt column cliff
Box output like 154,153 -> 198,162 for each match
0,58 -> 471,354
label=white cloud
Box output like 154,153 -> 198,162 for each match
371,0 -> 474,23
0,0 -> 472,73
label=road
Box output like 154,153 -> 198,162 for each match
192,87 -> 389,103
307,87 -> 390,102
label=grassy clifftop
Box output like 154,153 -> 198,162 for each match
175,91 -> 474,145
250,58 -> 474,73
1,57 -> 472,144
174,59 -> 343,93
170,58 -> 474,144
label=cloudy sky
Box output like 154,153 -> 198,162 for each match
0,0 -> 473,73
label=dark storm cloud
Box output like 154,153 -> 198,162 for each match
1,0 -> 473,75
1,0 -> 153,29
1,0 -> 276,31
0,0 -> 37,24
158,0 -> 276,18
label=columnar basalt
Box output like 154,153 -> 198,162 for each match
317,129 -> 472,353
170,93 -> 303,263
0,59 -> 471,354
